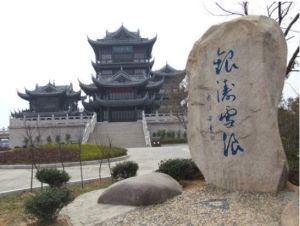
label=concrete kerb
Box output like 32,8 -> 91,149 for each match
0,176 -> 111,197
0,155 -> 130,169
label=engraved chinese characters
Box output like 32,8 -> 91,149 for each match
213,48 -> 244,157
187,16 -> 288,192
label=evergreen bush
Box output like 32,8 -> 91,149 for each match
25,187 -> 74,223
36,168 -> 70,188
112,161 -> 138,180
156,158 -> 203,181
46,136 -> 52,144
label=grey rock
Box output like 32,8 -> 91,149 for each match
98,172 -> 182,206
186,16 -> 288,192
281,199 -> 299,226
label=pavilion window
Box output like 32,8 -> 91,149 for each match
134,53 -> 145,62
134,69 -> 146,75
101,54 -> 112,63
109,91 -> 134,100
113,53 -> 132,63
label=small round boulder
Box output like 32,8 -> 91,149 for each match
98,172 -> 182,206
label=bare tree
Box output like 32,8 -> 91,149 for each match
77,131 -> 84,188
169,87 -> 188,131
210,1 -> 299,77
106,136 -> 113,183
92,132 -> 113,182
23,120 -> 41,192
55,133 -> 65,171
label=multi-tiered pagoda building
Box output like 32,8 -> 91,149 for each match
80,25 -> 184,122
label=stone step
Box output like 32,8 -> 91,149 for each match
87,122 -> 146,148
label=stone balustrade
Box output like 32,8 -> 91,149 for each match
9,113 -> 92,128
144,111 -> 186,124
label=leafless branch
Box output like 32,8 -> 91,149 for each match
285,35 -> 295,41
280,1 -> 293,20
241,1 -> 248,15
286,46 -> 299,77
284,13 -> 300,36
215,2 -> 245,16
278,2 -> 283,24
267,2 -> 277,17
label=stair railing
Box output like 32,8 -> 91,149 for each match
142,111 -> 152,147
82,113 -> 97,144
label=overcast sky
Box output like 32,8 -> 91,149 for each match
0,0 -> 299,129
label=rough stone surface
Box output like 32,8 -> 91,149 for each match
101,186 -> 293,226
98,172 -> 182,206
281,199 -> 299,226
59,189 -> 136,226
186,16 -> 288,192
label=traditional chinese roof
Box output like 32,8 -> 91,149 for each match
145,76 -> 165,90
17,82 -> 81,100
82,93 -> 154,109
152,63 -> 186,77
17,91 -> 30,100
95,92 -> 156,107
88,25 -> 157,46
81,98 -> 98,112
78,80 -> 99,95
92,69 -> 150,88
88,25 -> 156,60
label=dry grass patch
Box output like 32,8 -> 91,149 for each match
0,179 -> 111,226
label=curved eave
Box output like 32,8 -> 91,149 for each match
146,76 -> 165,90
92,76 -> 150,88
87,36 -> 156,47
145,36 -> 156,59
95,93 -> 150,107
25,89 -> 66,97
66,91 -> 81,100
81,99 -> 98,112
17,91 -> 31,101
79,80 -> 99,95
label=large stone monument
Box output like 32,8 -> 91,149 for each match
186,16 -> 288,192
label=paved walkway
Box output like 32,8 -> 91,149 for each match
0,144 -> 190,193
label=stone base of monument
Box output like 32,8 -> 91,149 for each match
186,15 -> 288,192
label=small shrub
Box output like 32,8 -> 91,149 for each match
156,158 -> 203,181
46,136 -> 52,144
65,134 -> 71,144
25,187 -> 74,223
112,161 -> 138,180
36,168 -> 70,187
176,130 -> 181,139
166,130 -> 172,138
157,129 -> 166,139
23,138 -> 29,147
55,135 -> 61,144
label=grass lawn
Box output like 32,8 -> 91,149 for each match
0,179 -> 111,226
0,144 -> 127,164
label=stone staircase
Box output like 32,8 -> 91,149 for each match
87,121 -> 146,148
